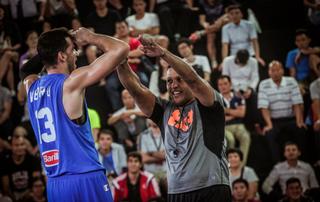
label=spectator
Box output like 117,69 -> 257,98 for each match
0,83 -> 12,140
286,29 -> 320,84
19,31 -> 38,68
221,5 -> 265,66
304,0 -> 320,26
227,148 -> 259,200
177,38 -> 212,81
43,0 -> 78,18
70,17 -> 82,31
126,0 -> 160,37
258,61 -> 307,163
262,142 -> 319,196
18,176 -> 47,202
310,76 -> 320,132
85,0 -> 121,35
138,119 -> 166,180
107,89 -> 147,151
218,76 -> 251,165
232,178 -> 261,202
222,49 -> 260,129
97,129 -> 127,181
107,0 -> 132,20
88,107 -> 101,144
41,20 -> 52,33
1,136 -> 41,201
12,126 -> 36,156
112,151 -> 161,202
279,177 -> 314,202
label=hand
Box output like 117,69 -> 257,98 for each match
189,32 -> 200,42
300,47 -> 313,55
72,27 -> 94,46
262,125 -> 273,135
243,89 -> 252,99
314,120 -> 320,131
296,120 -> 307,129
38,15 -> 44,21
256,56 -> 266,66
129,26 -> 139,37
138,34 -> 165,58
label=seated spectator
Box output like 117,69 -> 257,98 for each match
258,61 -> 307,163
221,5 -> 265,66
1,136 -> 41,201
177,38 -> 211,82
107,89 -> 147,151
0,83 -> 12,140
232,178 -> 261,202
126,0 -> 160,37
222,49 -> 260,129
218,76 -> 251,164
19,31 -> 38,68
18,176 -> 47,202
107,0 -> 132,20
286,29 -> 320,87
85,0 -> 121,35
70,17 -> 82,31
279,177 -> 314,202
88,108 -> 101,144
112,152 -> 161,202
97,129 -> 127,182
227,149 -> 259,200
262,142 -> 319,196
137,119 -> 166,180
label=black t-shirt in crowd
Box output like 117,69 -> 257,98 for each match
85,9 -> 121,36
2,153 -> 41,193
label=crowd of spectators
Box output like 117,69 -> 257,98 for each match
0,0 -> 320,202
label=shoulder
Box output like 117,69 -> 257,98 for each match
242,20 -> 254,27
24,74 -> 39,93
223,22 -> 233,30
274,162 -> 286,170
287,49 -> 298,56
113,173 -> 127,188
259,79 -> 272,88
126,15 -> 135,22
298,160 -> 313,169
284,77 -> 298,85
146,12 -> 157,18
140,171 -> 155,182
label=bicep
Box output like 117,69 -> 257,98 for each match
189,79 -> 215,107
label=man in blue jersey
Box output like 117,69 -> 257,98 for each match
22,27 -> 129,202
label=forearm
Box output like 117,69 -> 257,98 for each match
312,100 -> 320,121
107,114 -> 122,125
252,39 -> 261,58
289,68 -> 296,78
141,152 -> 162,163
227,108 -> 245,118
261,108 -> 273,126
39,1 -> 46,18
222,43 -> 229,60
304,0 -> 317,8
293,104 -> 304,123
148,0 -> 156,12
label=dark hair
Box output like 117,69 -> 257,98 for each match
284,141 -> 299,151
116,20 -> 129,26
31,176 -> 45,187
286,177 -> 301,188
232,178 -> 249,189
227,148 -> 243,161
98,129 -> 115,140
217,75 -> 231,83
177,38 -> 193,48
37,28 -> 74,67
235,49 -> 249,65
295,29 -> 310,38
226,4 -> 242,12
127,151 -> 142,164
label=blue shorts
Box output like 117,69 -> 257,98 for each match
47,170 -> 113,202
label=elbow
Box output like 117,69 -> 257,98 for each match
118,43 -> 130,58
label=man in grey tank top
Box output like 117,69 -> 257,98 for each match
116,35 -> 231,202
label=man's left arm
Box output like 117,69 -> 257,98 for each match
291,79 -> 305,128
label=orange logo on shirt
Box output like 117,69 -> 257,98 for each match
168,109 -> 193,132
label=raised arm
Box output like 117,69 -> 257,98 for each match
139,36 -> 215,106
117,62 -> 156,117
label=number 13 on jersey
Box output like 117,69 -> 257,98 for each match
35,107 -> 57,144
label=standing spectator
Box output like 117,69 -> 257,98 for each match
221,5 -> 265,66
88,108 -> 101,144
107,89 -> 147,151
177,38 -> 212,81
286,29 -> 320,84
262,142 -> 319,196
218,76 -> 251,165
97,130 -> 127,180
227,149 -> 259,200
279,177 -> 314,202
85,0 -> 121,35
258,61 -> 306,163
138,119 -> 166,180
126,0 -> 160,37
0,83 -> 12,140
1,137 -> 41,201
232,178 -> 261,202
112,152 -> 161,202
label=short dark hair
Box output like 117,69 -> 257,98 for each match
116,20 -> 129,26
226,4 -> 242,13
232,178 -> 249,189
98,129 -> 115,140
37,28 -> 74,67
235,49 -> 249,65
286,177 -> 301,188
177,38 -> 193,48
295,29 -> 310,38
127,151 -> 142,163
217,75 -> 231,83
284,141 -> 299,151
227,148 -> 243,161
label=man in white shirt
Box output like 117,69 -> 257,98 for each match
126,0 -> 160,37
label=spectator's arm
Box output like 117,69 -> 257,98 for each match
119,146 -> 127,171
289,67 -> 296,78
39,0 -> 46,20
262,167 -> 279,194
249,59 -> 259,90
107,113 -> 124,125
222,43 -> 229,61
252,38 -> 265,66
304,0 -> 318,9
308,165 -> 320,188
248,181 -> 258,200
1,175 -> 12,198
225,105 -> 245,118
148,0 -> 156,12
293,104 -> 305,128
141,152 -> 162,163
261,108 -> 273,133
151,150 -> 165,160
128,49 -> 144,58
0,100 -> 12,124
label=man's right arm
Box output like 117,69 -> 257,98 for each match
117,62 -> 156,117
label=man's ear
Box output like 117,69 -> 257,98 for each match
57,52 -> 67,63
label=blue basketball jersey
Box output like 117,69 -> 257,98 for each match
27,74 -> 104,178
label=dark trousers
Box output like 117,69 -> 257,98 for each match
265,117 -> 307,163
168,185 -> 232,202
